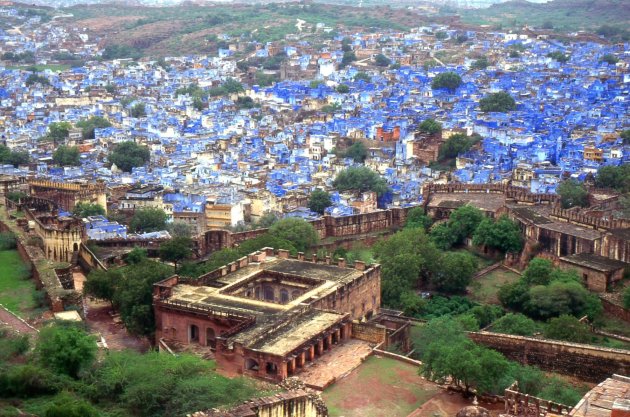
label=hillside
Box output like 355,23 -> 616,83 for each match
60,2 -> 425,58
460,0 -> 630,32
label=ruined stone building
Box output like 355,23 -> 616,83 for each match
153,247 -> 381,382
28,179 -> 107,214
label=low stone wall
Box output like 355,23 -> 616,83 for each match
601,297 -> 630,324
77,242 -> 107,272
351,322 -> 387,345
469,331 -> 630,383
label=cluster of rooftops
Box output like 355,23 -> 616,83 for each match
0,8 -> 627,227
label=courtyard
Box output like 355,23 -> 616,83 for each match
322,355 -> 439,417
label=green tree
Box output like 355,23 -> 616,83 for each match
25,74 -> 50,86
341,51 -> 356,67
308,189 -> 332,215
36,324 -> 96,378
472,215 -> 523,253
595,164 -> 630,193
343,142 -> 368,163
168,221 -> 193,238
84,269 -> 119,304
498,280 -> 530,311
479,91 -> 516,113
405,207 -> 432,231
418,118 -> 442,135
429,222 -> 458,250
491,313 -> 538,336
46,122 -> 72,143
336,84 -> 350,93
526,280 -> 602,320
72,202 -> 105,218
557,179 -> 589,208
131,102 -> 146,118
469,304 -> 504,328
0,145 -> 29,167
53,145 -> 81,166
268,218 -> 318,253
431,251 -> 477,293
374,53 -> 391,67
522,257 -> 554,286
431,72 -> 462,92
449,205 -> 484,243
544,314 -> 592,343
126,247 -> 148,264
112,260 -> 174,336
108,141 -> 150,172
471,56 -> 489,70
621,130 -> 630,145
353,72 -> 371,82
130,207 -> 168,233
600,54 -> 619,65
438,133 -> 480,161
160,237 -> 192,270
373,228 -> 441,306
76,116 -> 112,139
435,31 -> 447,40
333,166 -> 388,196
547,51 -> 569,63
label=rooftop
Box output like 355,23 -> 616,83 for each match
570,374 -> 630,417
560,253 -> 628,272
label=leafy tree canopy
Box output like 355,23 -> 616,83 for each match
159,236 -> 193,270
76,116 -> 112,139
130,207 -> 168,233
557,179 -> 589,208
36,324 -> 97,378
431,72 -> 462,92
332,166 -> 388,196
479,91 -> 516,113
53,145 -> 81,167
268,218 -> 318,253
72,202 -> 105,218
108,141 -> 150,172
491,313 -> 538,336
0,145 -> 29,167
438,133 -> 480,162
308,189 -> 332,215
472,215 -> 524,253
544,314 -> 592,343
405,207 -> 432,231
342,141 -> 368,163
418,118 -> 442,135
595,164 -> 630,193
374,53 -> 391,67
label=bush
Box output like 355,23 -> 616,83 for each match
544,314 -> 592,343
109,141 -> 150,173
491,313 -> 538,336
0,364 -> 60,397
44,393 -> 100,417
36,324 -> 97,378
0,232 -> 17,250
268,218 -> 318,253
624,286 -> 630,309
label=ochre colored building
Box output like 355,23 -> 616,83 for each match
153,248 -> 381,382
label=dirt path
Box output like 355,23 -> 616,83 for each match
0,305 -> 37,335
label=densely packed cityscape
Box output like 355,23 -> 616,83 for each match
0,1 -> 629,417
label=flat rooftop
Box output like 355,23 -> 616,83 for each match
427,193 -> 506,213
570,374 -> 630,417
560,253 -> 628,272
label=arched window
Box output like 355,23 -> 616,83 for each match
280,289 -> 289,303
245,358 -> 259,371
263,285 -> 274,301
189,324 -> 199,343
291,290 -> 301,300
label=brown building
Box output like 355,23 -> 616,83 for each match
28,179 -> 107,214
559,253 -> 627,293
153,248 -> 381,382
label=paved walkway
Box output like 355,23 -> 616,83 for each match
297,339 -> 373,390
0,305 -> 38,335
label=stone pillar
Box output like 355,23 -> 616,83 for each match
334,328 -> 341,344
317,338 -> 324,355
326,333 -> 333,350
309,344 -> 316,360
344,322 -> 352,339
297,252 -> 305,261
287,357 -> 296,375
279,361 -> 288,380
297,351 -> 306,368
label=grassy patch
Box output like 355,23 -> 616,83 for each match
323,355 -> 437,417
0,250 -> 35,315
468,267 -> 520,305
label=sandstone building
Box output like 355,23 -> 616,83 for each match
153,248 -> 381,382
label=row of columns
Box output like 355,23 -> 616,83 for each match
280,322 -> 352,379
